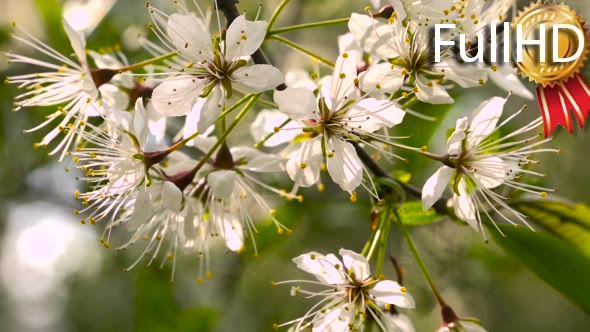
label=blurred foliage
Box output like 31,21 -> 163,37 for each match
489,223 -> 590,315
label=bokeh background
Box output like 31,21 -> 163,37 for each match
0,0 -> 589,331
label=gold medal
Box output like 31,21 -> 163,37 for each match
513,1 -> 590,136
514,1 -> 588,87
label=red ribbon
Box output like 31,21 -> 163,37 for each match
536,73 -> 590,137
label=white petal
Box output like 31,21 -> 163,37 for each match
467,96 -> 506,146
472,156 -> 510,189
489,64 -> 534,99
326,139 -> 363,193
453,183 -> 478,230
225,15 -> 267,59
416,76 -> 453,104
167,13 -> 213,62
99,83 -> 129,113
133,97 -> 149,146
369,280 -> 416,308
182,98 -> 208,146
274,87 -> 317,121
249,110 -> 298,147
339,248 -> 370,281
243,155 -> 286,173
435,61 -> 487,88
292,252 -> 347,285
161,181 -> 183,213
286,138 -> 323,187
198,86 -> 224,133
62,18 -> 87,67
312,306 -> 352,332
348,98 -> 405,132
221,215 -> 244,252
207,170 -> 236,199
338,33 -> 363,63
330,53 -> 358,106
447,117 -> 468,155
285,70 -> 317,90
359,63 -> 405,94
382,313 -> 416,332
152,75 -> 204,116
348,13 -> 400,59
422,166 -> 454,210
126,189 -> 154,231
232,64 -> 284,93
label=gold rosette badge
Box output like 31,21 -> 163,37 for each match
514,1 -> 590,136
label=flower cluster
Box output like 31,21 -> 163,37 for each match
4,0 -> 562,330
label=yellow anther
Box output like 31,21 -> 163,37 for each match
342,52 -> 348,58
339,73 -> 346,79
277,228 -> 284,235
300,162 -> 307,169
74,190 -> 80,199
167,253 -> 173,260
364,6 -> 371,11
541,192 -> 548,197
273,126 -> 280,133
421,146 -> 428,152
156,234 -> 162,241
401,69 -> 408,76
412,86 -> 419,93
350,191 -> 358,203
270,209 -> 277,215
318,183 -> 325,193
297,195 -> 303,203
400,286 -> 407,293
478,79 -> 484,85
426,81 -> 434,87
206,271 -> 213,278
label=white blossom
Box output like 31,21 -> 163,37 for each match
274,249 -> 415,331
5,18 -> 104,160
421,96 -> 558,236
147,3 -> 283,132
274,52 -> 405,195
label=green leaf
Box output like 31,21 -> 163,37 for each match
397,201 -> 443,226
510,200 -> 590,257
489,224 -> 590,314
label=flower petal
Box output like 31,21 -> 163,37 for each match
348,13 -> 400,60
292,252 -> 347,285
454,183 -> 478,230
249,110 -> 298,147
161,181 -> 183,213
62,18 -> 87,67
232,64 -> 284,93
330,53 -> 358,107
126,189 -> 154,231
359,63 -> 405,94
468,96 -> 506,146
369,280 -> 416,308
447,117 -> 468,155
489,64 -> 534,99
225,15 -> 267,59
326,139 -> 363,193
422,166 -> 454,210
167,13 -> 213,62
339,248 -> 370,281
416,76 -> 453,104
312,306 -> 353,332
274,87 -> 317,121
348,98 -> 405,132
152,75 -> 204,116
286,138 -> 323,187
198,86 -> 224,133
207,170 -> 236,199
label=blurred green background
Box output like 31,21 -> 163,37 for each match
0,0 -> 589,331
